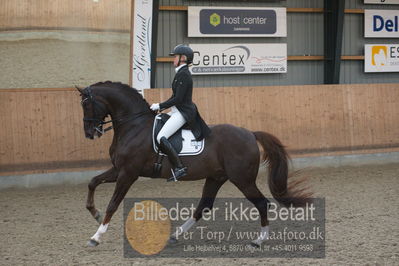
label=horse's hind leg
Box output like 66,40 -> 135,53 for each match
230,179 -> 270,247
170,177 -> 227,243
86,167 -> 118,224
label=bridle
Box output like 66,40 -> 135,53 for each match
81,87 -> 114,135
81,86 -> 152,135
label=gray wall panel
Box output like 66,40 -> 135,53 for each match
156,0 -> 326,88
342,14 -> 364,56
288,13 -> 323,55
341,4 -> 399,84
155,0 -> 399,88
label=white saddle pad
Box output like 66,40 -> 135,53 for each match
152,116 -> 205,156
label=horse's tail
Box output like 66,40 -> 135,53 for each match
253,131 -> 312,207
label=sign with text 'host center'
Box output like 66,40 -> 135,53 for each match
190,43 -> 287,75
365,44 -> 399,72
365,10 -> 399,38
188,7 -> 287,37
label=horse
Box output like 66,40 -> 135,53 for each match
76,81 -> 312,247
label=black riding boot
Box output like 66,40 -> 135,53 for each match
159,137 -> 187,182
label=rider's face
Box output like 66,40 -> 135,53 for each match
173,55 -> 187,67
173,55 -> 180,67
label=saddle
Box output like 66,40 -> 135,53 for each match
152,113 -> 205,156
152,113 -> 205,178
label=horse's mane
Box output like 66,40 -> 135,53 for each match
91,81 -> 149,107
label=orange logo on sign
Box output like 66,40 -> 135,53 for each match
371,46 -> 387,66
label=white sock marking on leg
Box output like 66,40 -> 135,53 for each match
91,223 -> 109,242
253,226 -> 269,245
173,217 -> 196,239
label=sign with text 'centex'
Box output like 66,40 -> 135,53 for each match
190,43 -> 287,75
188,7 -> 287,37
365,10 -> 399,38
365,44 -> 399,72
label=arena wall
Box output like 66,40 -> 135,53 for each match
0,0 -> 131,32
1,1 -> 399,179
1,83 -> 399,176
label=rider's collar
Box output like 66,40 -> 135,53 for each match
175,64 -> 187,73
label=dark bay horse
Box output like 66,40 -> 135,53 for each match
77,81 -> 311,247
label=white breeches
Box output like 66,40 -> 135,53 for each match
156,106 -> 186,144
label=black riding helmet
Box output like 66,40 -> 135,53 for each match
169,44 -> 194,65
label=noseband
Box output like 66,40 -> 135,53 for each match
81,87 -> 114,134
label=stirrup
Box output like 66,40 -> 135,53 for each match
167,167 -> 187,182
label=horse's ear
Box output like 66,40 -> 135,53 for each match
75,86 -> 84,95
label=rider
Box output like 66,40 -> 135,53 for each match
150,44 -> 211,182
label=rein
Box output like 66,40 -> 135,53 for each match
81,86 -> 152,135
83,116 -> 114,135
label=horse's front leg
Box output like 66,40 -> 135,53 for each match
86,167 -> 118,224
87,169 -> 138,247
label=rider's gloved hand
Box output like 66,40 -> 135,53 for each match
150,103 -> 160,111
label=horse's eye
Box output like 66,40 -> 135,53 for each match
81,98 -> 89,106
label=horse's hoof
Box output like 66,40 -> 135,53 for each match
168,236 -> 178,244
250,241 -> 260,248
94,211 -> 103,225
87,239 -> 99,247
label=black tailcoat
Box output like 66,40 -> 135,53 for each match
159,65 -> 211,140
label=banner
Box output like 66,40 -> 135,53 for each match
190,43 -> 287,75
130,0 -> 154,94
364,0 -> 399,4
364,10 -> 399,38
188,7 -> 287,37
123,198 -> 326,258
365,44 -> 399,72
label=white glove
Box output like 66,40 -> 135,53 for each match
150,103 -> 160,111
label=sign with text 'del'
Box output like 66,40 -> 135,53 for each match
364,0 -> 399,4
364,10 -> 399,38
188,7 -> 286,37
365,44 -> 399,72
190,43 -> 287,75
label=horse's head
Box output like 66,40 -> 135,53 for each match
76,86 -> 110,139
